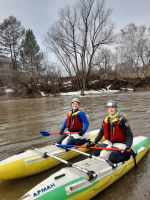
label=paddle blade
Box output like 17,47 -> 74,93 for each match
57,144 -> 74,148
40,131 -> 50,136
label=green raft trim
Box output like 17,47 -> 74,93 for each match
35,137 -> 150,200
133,137 -> 150,152
36,177 -> 99,200
36,177 -> 100,200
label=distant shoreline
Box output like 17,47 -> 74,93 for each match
1,76 -> 150,101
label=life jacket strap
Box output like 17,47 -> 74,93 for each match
69,112 -> 75,128
107,117 -> 111,141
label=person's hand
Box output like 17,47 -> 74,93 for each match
124,147 -> 131,154
86,142 -> 95,149
78,130 -> 84,136
59,130 -> 64,135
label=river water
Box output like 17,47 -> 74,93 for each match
0,91 -> 150,200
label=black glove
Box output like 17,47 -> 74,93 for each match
78,130 -> 84,136
59,130 -> 64,135
124,147 -> 131,154
86,142 -> 95,149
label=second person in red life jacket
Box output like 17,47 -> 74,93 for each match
57,98 -> 89,145
86,100 -> 133,163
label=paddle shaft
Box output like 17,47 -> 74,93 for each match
50,132 -> 78,135
40,131 -> 78,136
74,145 -> 130,152
32,147 -> 97,179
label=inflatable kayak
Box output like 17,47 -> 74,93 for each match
20,136 -> 150,200
0,129 -> 101,180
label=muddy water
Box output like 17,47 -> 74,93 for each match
0,91 -> 150,200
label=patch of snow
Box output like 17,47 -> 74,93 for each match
106,85 -> 111,90
98,88 -> 119,93
121,88 -> 133,91
84,90 -> 101,94
60,89 -> 119,96
41,91 -> 45,96
64,85 -> 72,87
127,88 -> 133,91
60,91 -> 81,96
5,89 -> 14,93
89,80 -> 99,84
64,81 -> 71,84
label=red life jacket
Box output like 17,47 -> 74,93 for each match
66,110 -> 83,131
103,115 -> 126,143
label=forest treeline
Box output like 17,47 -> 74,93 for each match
0,0 -> 150,98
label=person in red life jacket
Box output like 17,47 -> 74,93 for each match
57,98 -> 89,145
86,100 -> 133,163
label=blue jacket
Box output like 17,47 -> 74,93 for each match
61,109 -> 89,133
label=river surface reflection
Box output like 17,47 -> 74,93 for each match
0,91 -> 150,200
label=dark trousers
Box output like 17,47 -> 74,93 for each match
57,135 -> 68,144
57,135 -> 86,145
93,144 -> 131,163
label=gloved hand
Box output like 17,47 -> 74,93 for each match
86,142 -> 95,149
78,130 -> 84,136
124,146 -> 131,154
59,130 -> 64,135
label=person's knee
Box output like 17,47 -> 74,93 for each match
93,149 -> 101,156
67,136 -> 75,145
100,143 -> 108,148
93,143 -> 108,157
109,152 -> 119,163
74,139 -> 85,145
57,137 -> 62,144
123,153 -> 131,161
57,135 -> 67,144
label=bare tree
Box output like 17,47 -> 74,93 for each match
43,0 -> 115,92
42,55 -> 61,94
0,16 -> 25,70
138,27 -> 150,76
94,48 -> 115,78
117,23 -> 150,78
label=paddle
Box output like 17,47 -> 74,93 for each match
40,131 -> 78,136
56,144 -> 131,152
32,147 -> 97,180
57,144 -> 117,168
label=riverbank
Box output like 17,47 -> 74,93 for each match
1,76 -> 150,101
88,76 -> 150,91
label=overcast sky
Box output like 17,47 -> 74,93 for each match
0,0 -> 150,53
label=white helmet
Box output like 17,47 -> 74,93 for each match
72,98 -> 80,104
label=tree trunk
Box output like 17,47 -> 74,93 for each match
80,88 -> 84,96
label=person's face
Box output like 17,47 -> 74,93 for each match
72,102 -> 79,111
108,106 -> 116,116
